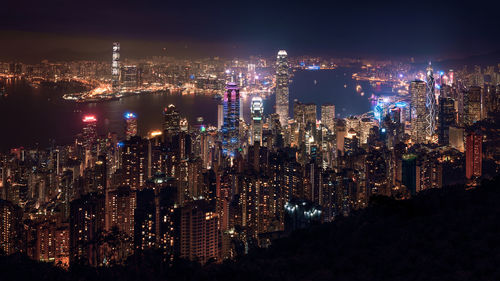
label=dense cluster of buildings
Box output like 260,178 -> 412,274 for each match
0,49 -> 499,268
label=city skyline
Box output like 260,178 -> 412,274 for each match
1,2 -> 500,280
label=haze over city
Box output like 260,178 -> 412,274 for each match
2,0 -> 500,61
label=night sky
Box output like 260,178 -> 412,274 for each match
1,0 -> 500,61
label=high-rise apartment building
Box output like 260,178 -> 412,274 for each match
180,200 -> 219,265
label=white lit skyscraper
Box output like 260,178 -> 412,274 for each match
276,50 -> 289,127
425,62 -> 437,140
112,42 -> 120,91
250,97 -> 264,145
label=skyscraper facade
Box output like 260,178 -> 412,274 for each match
425,63 -> 437,139
120,65 -> 139,90
69,193 -> 105,266
465,130 -> 482,180
112,42 -> 120,91
0,199 -> 22,255
121,136 -> 148,190
251,97 -> 264,145
294,101 -> 316,128
321,103 -> 335,131
163,104 -> 180,136
222,82 -> 240,157
124,112 -> 137,139
438,97 -> 455,146
217,104 -> 224,130
410,80 -> 427,144
180,200 -> 219,265
464,86 -> 482,126
275,50 -> 289,126
82,115 -> 97,150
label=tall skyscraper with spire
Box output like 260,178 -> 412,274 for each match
276,50 -> 289,127
425,62 -> 437,140
222,82 -> 240,157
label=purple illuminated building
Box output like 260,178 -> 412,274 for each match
221,82 -> 240,157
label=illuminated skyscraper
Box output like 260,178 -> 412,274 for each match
449,126 -> 465,152
465,130 -> 482,180
250,97 -> 264,145
180,200 -> 219,265
425,62 -> 437,139
321,103 -> 335,131
438,97 -> 455,146
0,199 -> 23,255
163,104 -> 180,135
180,118 -> 189,132
121,136 -> 148,190
410,80 -> 427,144
106,186 -> 136,261
464,86 -> 482,126
70,193 -> 106,266
222,82 -> 240,157
276,50 -> 289,126
120,65 -> 139,90
112,42 -> 120,91
217,104 -> 224,130
294,101 -> 316,128
82,115 -> 97,150
124,112 -> 137,139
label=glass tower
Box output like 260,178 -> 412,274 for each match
276,50 -> 289,127
410,80 -> 427,144
222,82 -> 240,157
250,97 -> 264,145
112,42 -> 120,91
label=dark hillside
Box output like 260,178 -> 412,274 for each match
2,177 -> 500,281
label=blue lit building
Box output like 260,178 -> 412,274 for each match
222,82 -> 240,157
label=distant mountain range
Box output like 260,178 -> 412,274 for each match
433,50 -> 500,69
